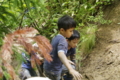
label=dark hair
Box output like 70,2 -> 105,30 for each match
57,15 -> 76,30
67,30 -> 80,41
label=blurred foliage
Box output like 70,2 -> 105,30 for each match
0,0 -> 114,78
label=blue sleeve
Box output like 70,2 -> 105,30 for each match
57,38 -> 68,54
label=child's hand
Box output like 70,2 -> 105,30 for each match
69,69 -> 82,80
68,60 -> 75,65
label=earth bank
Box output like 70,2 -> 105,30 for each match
81,0 -> 120,80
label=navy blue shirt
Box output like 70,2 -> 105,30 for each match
66,48 -> 76,57
66,48 -> 76,63
43,34 -> 68,74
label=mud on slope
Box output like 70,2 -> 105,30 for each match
81,0 -> 120,80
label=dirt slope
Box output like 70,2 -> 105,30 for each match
81,0 -> 120,80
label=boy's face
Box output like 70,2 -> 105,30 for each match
68,38 -> 79,48
60,28 -> 74,38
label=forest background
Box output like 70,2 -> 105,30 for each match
0,0 -> 113,80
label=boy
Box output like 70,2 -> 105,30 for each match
43,15 -> 82,80
62,30 -> 80,80
19,43 -> 43,80
19,52 -> 37,80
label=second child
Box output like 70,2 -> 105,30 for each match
62,30 -> 80,80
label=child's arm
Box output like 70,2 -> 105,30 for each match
70,54 -> 76,63
58,52 -> 82,80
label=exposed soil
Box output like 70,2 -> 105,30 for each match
81,0 -> 120,80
